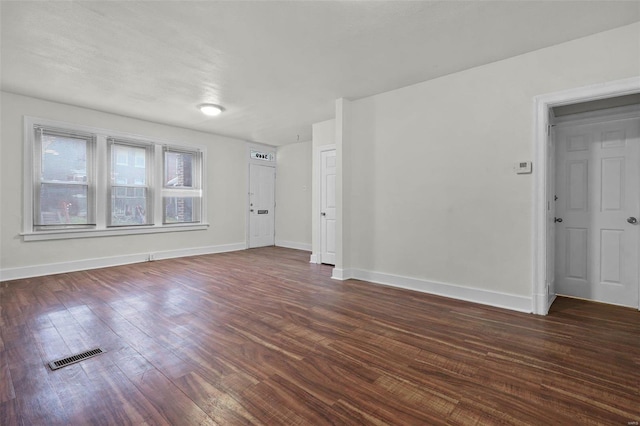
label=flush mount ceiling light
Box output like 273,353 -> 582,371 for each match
198,103 -> 224,116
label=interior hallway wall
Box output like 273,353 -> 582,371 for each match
275,141 -> 312,250
340,22 -> 640,311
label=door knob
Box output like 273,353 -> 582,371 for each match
627,217 -> 637,224
321,212 -> 326,216
554,217 -> 563,223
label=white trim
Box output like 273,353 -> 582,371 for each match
25,116 -> 212,150
22,223 -> 209,241
0,242 -> 246,282
312,144 -> 336,264
532,77 -> 640,315
332,268 -> 531,313
553,104 -> 640,127
96,135 -> 109,227
247,142 -> 277,166
23,116 -> 34,235
331,267 -> 347,280
548,293 -> 557,311
275,240 -> 311,252
309,254 -> 318,263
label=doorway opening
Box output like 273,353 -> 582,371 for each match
249,163 -> 276,248
312,144 -> 336,265
319,148 -> 336,265
552,99 -> 640,307
247,144 -> 276,248
532,77 -> 640,315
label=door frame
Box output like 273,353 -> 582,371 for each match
311,144 -> 336,264
246,143 -> 277,249
532,76 -> 640,314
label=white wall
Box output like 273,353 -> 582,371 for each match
275,141 -> 312,251
312,119 -> 335,148
339,22 -> 640,312
0,92 -> 248,280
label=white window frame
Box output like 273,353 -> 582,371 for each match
32,126 -> 96,231
22,116 -> 208,241
162,146 -> 203,224
108,139 -> 154,227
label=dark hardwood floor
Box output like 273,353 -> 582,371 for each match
0,247 -> 638,425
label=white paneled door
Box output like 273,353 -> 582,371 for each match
555,117 -> 640,307
320,149 -> 336,265
249,164 -> 275,248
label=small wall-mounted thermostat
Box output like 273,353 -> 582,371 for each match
515,161 -> 532,174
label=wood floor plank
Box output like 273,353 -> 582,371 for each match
80,344 -> 200,425
127,368 -> 218,426
0,399 -> 19,426
0,350 -> 16,403
4,342 -> 70,425
173,371 -> 260,425
239,376 -> 329,425
0,246 -> 638,424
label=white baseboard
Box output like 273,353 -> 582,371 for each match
546,293 -> 557,313
533,291 -> 555,315
331,268 -> 347,280
334,268 -> 532,313
275,240 -> 312,252
309,253 -> 318,264
0,242 -> 246,282
1,246 -> 532,313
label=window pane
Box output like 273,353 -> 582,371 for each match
164,151 -> 194,187
163,197 -> 200,223
38,184 -> 88,225
41,135 -> 87,182
115,148 -> 128,165
112,145 -> 146,186
111,186 -> 148,226
134,151 -> 145,168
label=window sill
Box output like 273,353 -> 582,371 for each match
22,223 -> 209,241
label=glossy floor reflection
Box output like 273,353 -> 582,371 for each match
0,247 -> 638,425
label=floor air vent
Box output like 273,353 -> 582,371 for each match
48,348 -> 105,370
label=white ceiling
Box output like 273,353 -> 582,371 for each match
2,1 -> 639,146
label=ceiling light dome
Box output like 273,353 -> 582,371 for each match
198,103 -> 224,116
